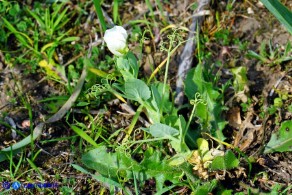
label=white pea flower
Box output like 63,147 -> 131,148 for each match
104,26 -> 128,56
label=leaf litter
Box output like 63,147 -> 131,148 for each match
0,0 -> 291,194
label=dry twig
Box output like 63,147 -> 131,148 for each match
175,0 -> 211,105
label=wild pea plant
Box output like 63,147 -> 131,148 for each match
76,25 -> 238,192
73,0 -> 292,191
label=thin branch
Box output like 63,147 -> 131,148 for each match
175,0 -> 211,105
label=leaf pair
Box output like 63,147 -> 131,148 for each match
184,64 -> 226,140
81,146 -> 183,191
116,52 -> 139,81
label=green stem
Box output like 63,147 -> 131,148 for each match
196,23 -> 202,64
162,42 -> 173,95
160,42 -> 173,115
128,137 -> 179,149
122,105 -> 143,143
185,104 -> 197,133
130,137 -> 167,145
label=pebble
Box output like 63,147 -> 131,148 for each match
247,7 -> 254,15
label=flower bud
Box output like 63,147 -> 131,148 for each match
104,26 -> 128,56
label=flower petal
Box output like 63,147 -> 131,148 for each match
104,26 -> 128,56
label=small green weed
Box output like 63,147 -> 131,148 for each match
247,41 -> 292,66
1,1 -> 291,194
74,24 -> 236,193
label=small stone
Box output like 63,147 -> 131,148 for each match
21,119 -> 31,128
256,1 -> 264,8
247,7 -> 254,14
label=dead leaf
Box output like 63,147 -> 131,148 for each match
233,107 -> 254,148
144,54 -> 154,76
227,106 -> 242,129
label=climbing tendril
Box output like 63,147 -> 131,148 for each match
185,92 -> 207,132
190,92 -> 207,106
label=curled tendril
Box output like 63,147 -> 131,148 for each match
177,35 -> 184,44
167,34 -> 174,40
88,84 -> 106,98
106,74 -> 116,83
100,78 -> 108,85
159,28 -> 186,52
190,92 -> 207,106
169,29 -> 185,46
139,29 -> 152,48
159,40 -> 167,52
141,29 -> 151,39
115,144 -> 131,158
171,40 -> 178,46
142,37 -> 149,42
141,33 -> 151,45
133,129 -> 141,140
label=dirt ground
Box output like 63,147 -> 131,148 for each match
0,0 -> 291,194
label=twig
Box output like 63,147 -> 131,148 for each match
175,0 -> 211,105
4,116 -> 17,139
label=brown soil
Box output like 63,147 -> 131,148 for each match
0,0 -> 291,194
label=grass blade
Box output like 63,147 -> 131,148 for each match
53,7 -> 69,30
0,123 -> 44,152
2,17 -> 33,47
26,158 -> 44,181
51,3 -> 64,22
71,164 -> 123,188
260,0 -> 292,34
93,0 -> 107,32
26,8 -> 45,29
70,125 -> 99,148
155,0 -> 167,25
113,0 -> 119,24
